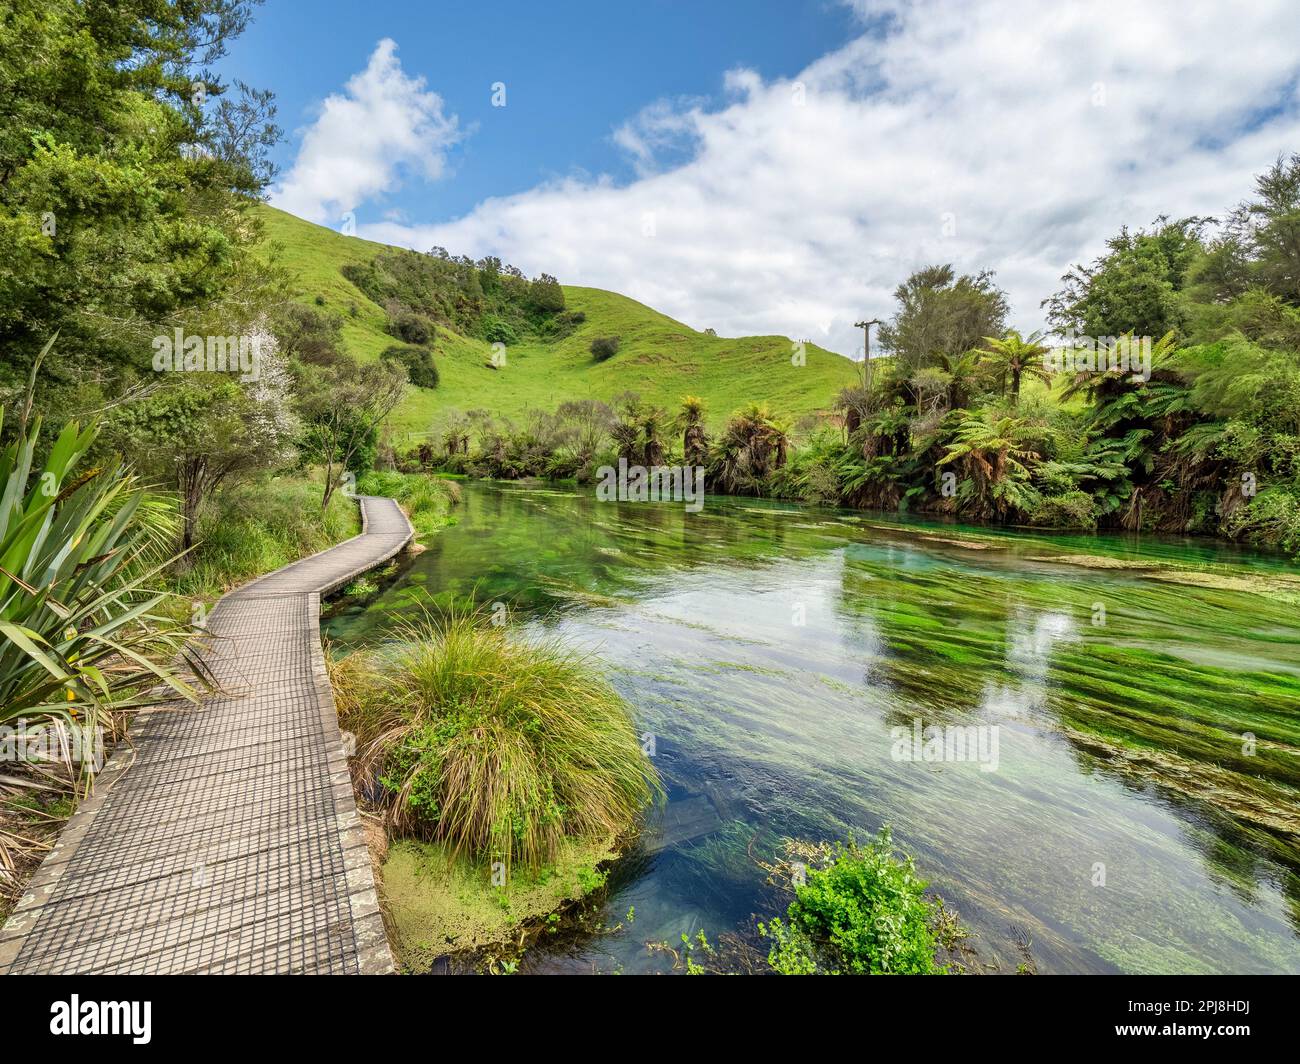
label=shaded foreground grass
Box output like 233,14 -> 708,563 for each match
331,612 -> 661,872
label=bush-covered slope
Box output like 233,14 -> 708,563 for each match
257,205 -> 860,437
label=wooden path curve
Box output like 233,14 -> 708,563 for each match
0,496 -> 412,974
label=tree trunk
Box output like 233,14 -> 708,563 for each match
684,426 -> 707,468
182,491 -> 199,552
177,457 -> 208,556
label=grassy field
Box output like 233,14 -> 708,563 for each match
258,206 -> 861,440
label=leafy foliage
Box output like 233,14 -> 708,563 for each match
675,395 -> 709,468
380,344 -> 440,390
0,0 -> 279,417
978,329 -> 1051,400
296,356 -> 406,508
1043,217 -> 1209,338
590,335 -> 621,362
879,264 -> 1009,378
389,310 -> 433,346
937,409 -> 1043,520
0,410 -> 198,748
760,830 -> 944,975
710,402 -> 791,495
105,330 -> 297,549
342,248 -> 566,345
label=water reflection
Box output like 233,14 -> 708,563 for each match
326,480 -> 1300,973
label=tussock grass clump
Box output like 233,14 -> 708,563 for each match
333,613 -> 660,871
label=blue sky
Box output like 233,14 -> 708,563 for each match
221,1 -> 1300,355
219,0 -> 860,223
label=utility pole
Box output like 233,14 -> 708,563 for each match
854,318 -> 881,392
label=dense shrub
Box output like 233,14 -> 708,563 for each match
540,308 -> 586,340
529,273 -> 566,313
343,249 -> 566,344
1224,486 -> 1300,555
481,315 -> 519,345
1030,490 -> 1098,529
380,344 -> 439,389
389,310 -> 434,346
590,335 -> 621,362
277,303 -> 344,366
299,414 -> 379,477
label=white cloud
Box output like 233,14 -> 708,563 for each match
612,96 -> 709,177
344,1 -> 1300,357
271,39 -> 461,225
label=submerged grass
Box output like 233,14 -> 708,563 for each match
325,480 -> 1300,972
332,609 -> 661,871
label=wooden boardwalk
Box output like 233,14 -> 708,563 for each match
0,496 -> 412,975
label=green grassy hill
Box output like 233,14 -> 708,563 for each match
258,206 -> 860,442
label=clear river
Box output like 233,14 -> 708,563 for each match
324,480 -> 1300,974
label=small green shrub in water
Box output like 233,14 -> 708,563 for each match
760,829 -> 943,975
333,612 -> 661,871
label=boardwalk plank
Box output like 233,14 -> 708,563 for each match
0,496 -> 411,975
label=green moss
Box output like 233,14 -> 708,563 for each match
381,837 -> 617,970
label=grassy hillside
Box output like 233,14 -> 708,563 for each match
257,206 -> 860,442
